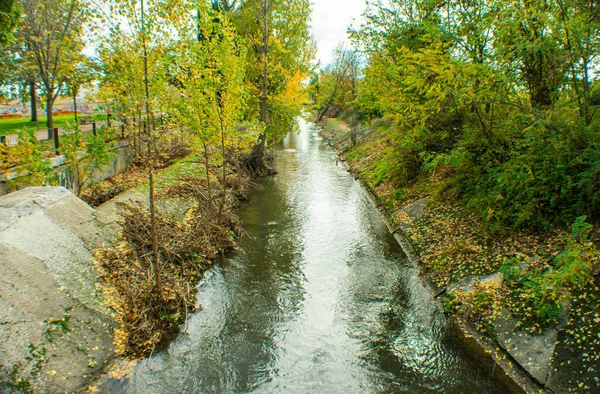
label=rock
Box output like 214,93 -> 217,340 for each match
447,272 -> 503,294
391,197 -> 427,233
493,311 -> 558,385
0,187 -> 115,392
447,273 -> 556,385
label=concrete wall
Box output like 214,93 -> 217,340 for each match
0,187 -> 115,392
0,139 -> 134,197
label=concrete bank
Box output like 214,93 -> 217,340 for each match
347,162 -> 536,394
318,118 -> 588,394
0,187 -> 116,393
0,155 -> 212,392
0,139 -> 134,197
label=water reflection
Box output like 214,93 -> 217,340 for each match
123,119 -> 506,393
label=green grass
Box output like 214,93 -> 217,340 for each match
0,114 -> 107,136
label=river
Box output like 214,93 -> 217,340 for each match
119,119 -> 507,393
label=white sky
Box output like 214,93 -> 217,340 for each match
310,0 -> 367,67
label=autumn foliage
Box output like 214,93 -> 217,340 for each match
96,176 -> 243,356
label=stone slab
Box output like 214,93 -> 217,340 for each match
0,187 -> 115,392
494,311 -> 558,385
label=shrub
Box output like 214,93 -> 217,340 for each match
500,216 -> 599,328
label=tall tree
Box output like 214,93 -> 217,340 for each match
97,0 -> 187,299
494,0 -> 566,108
552,0 -> 600,124
172,4 -> 251,222
315,44 -> 362,121
20,0 -> 85,128
0,0 -> 20,86
67,57 -> 97,123
234,0 -> 315,172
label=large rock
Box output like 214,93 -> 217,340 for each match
0,187 -> 115,393
493,311 -> 559,385
448,272 -> 558,385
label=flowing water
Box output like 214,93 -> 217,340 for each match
120,120 -> 508,393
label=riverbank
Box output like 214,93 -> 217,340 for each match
0,187 -> 117,393
103,119 -> 512,393
94,161 -> 247,359
0,154 -> 252,392
319,116 -> 600,393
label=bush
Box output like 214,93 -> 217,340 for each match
96,177 -> 242,356
500,216 -> 599,328
469,121 -> 600,230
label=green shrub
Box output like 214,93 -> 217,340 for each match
465,120 -> 600,230
370,158 -> 390,185
500,216 -> 599,327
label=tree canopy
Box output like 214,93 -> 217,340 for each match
308,0 -> 600,230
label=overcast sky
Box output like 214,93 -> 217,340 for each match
310,0 -> 367,67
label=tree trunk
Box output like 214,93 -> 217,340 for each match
244,0 -> 269,175
137,107 -> 142,156
46,87 -> 55,129
217,104 -> 226,224
203,143 -> 214,221
142,0 -> 162,300
30,82 -> 38,122
582,57 -> 591,124
259,0 -> 269,148
73,90 -> 78,123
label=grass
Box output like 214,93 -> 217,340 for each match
0,114 -> 107,136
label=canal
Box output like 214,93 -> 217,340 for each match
121,119 -> 507,393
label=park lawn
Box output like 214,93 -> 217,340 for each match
0,114 -> 107,136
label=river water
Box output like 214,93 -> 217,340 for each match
121,120 -> 507,393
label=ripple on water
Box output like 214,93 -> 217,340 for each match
123,121 -> 512,394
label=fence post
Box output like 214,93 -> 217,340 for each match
53,128 -> 59,154
121,124 -> 125,139
107,113 -> 112,128
92,121 -> 97,137
0,136 -> 5,145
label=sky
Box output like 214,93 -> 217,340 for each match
310,0 -> 367,67
82,0 -> 367,70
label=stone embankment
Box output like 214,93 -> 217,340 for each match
0,187 -> 116,392
0,139 -> 134,197
319,117 -> 599,394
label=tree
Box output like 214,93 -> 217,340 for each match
211,0 -> 237,11
552,0 -> 600,124
0,0 -> 20,46
61,123 -> 114,195
494,0 -> 566,108
172,5 -> 251,222
20,0 -> 85,129
315,44 -> 362,121
66,57 -> 97,123
11,129 -> 53,185
97,0 -> 189,299
0,0 -> 20,88
342,0 -> 600,229
3,39 -> 41,122
234,0 -> 315,172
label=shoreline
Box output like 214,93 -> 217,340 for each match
89,157 -> 254,391
318,119 -> 547,394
